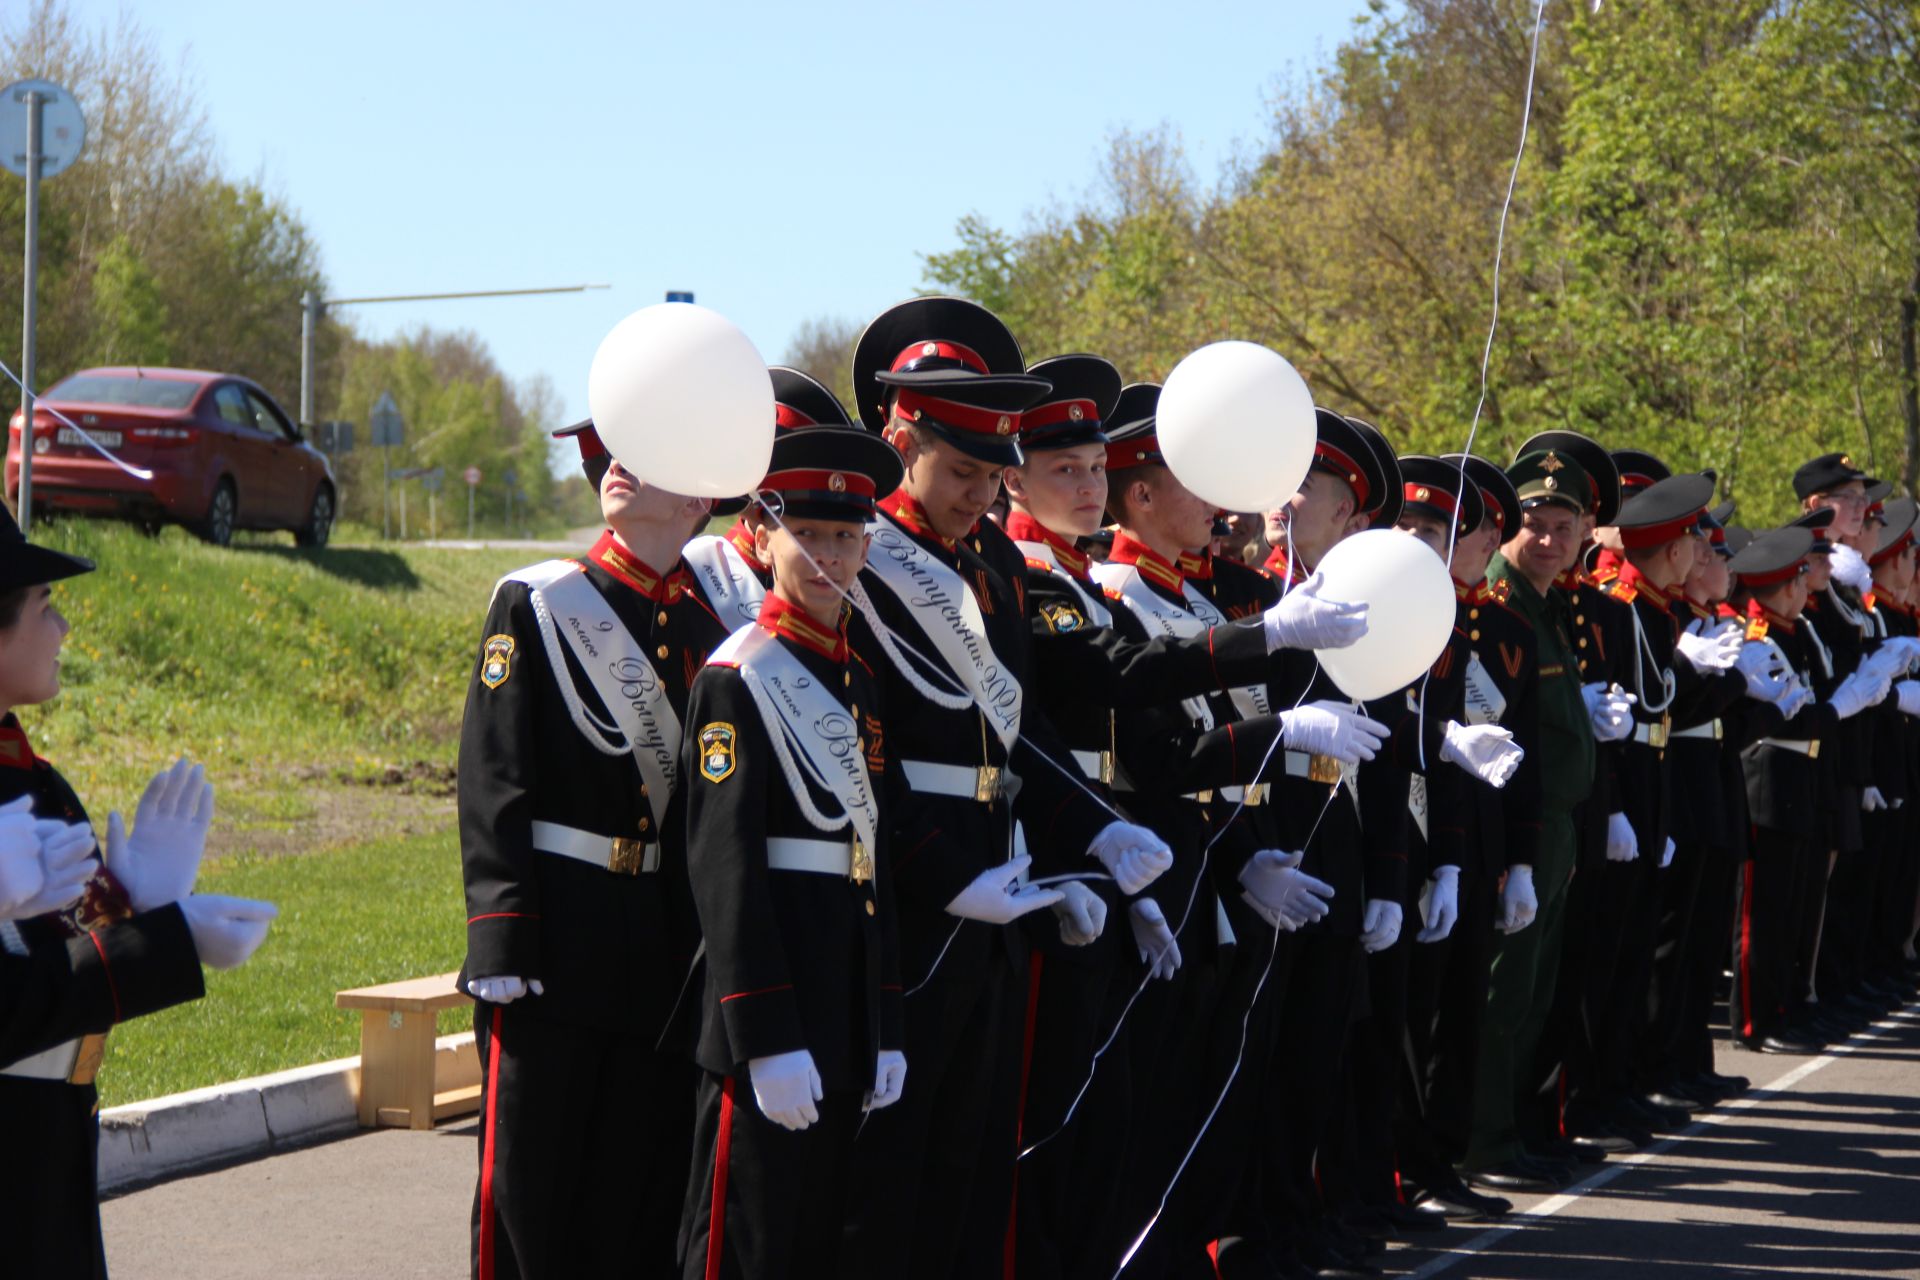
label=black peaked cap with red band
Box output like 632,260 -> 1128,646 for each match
1,500 -> 94,592
1103,383 -> 1165,472
1398,455 -> 1485,535
1614,471 -> 1714,550
1791,505 -> 1837,554
1310,409 -> 1389,520
1871,496 -> 1918,564
1517,429 -> 1622,527
1443,453 -> 1520,540
759,426 -> 903,523
553,418 -> 613,489
1730,525 -> 1815,588
712,366 -> 854,517
1022,354 -> 1121,453
851,295 -> 1052,467
1611,448 -> 1671,499
1346,416 -> 1402,528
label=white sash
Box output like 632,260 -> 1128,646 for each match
684,533 -> 767,628
498,560 -> 682,827
858,514 -> 1024,750
1463,651 -> 1506,726
1015,539 -> 1114,630
1093,561 -> 1275,725
710,625 -> 879,860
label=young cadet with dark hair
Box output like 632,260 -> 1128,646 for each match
0,502 -> 275,1277
459,420 -> 732,1279
678,425 -> 910,1280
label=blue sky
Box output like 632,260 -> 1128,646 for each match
69,0 -> 1376,427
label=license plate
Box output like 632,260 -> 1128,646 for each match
56,427 -> 121,449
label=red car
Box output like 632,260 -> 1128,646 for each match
5,367 -> 337,547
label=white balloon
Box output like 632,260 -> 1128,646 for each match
1311,529 -> 1457,702
586,303 -> 775,498
1157,341 -> 1317,513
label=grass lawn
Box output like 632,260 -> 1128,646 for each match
11,519 -> 581,1103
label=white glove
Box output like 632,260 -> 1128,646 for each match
1128,898 -> 1182,980
1863,786 -> 1889,813
1742,666 -> 1792,702
1896,680 -> 1920,717
1280,700 -> 1390,764
1776,679 -> 1815,720
1499,864 -> 1538,933
1415,865 -> 1460,943
466,974 -> 545,1004
0,797 -> 45,914
179,894 -> 277,970
104,758 -> 215,912
1606,811 -> 1640,863
1237,849 -> 1335,931
748,1048 -> 823,1130
1439,721 -> 1523,788
1879,635 -> 1920,672
866,1049 -> 908,1112
1675,627 -> 1743,672
1087,821 -> 1173,895
1359,898 -> 1404,953
946,856 -> 1064,924
4,816 -> 97,921
1051,879 -> 1108,946
1263,570 -> 1369,652
1659,837 -> 1676,868
1582,682 -> 1636,743
1830,669 -> 1891,720
1861,644 -> 1912,686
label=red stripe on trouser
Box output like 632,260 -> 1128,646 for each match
1739,859 -> 1757,1039
1004,951 -> 1047,1280
1557,1069 -> 1567,1139
705,1077 -> 737,1280
478,1006 -> 504,1280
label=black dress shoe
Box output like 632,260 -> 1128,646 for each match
1757,1033 -> 1822,1054
1564,1114 -> 1648,1152
1686,1069 -> 1749,1098
1619,1095 -> 1689,1130
1295,1233 -> 1379,1278
1413,1177 -> 1512,1221
1466,1160 -> 1560,1191
1643,1089 -> 1704,1113
1376,1201 -> 1450,1233
1530,1135 -> 1601,1166
1518,1152 -> 1575,1185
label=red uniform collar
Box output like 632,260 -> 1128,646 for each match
1109,532 -> 1186,594
1749,596 -> 1796,635
879,491 -> 961,552
587,532 -> 690,602
1263,544 -> 1307,587
1178,550 -> 1213,581
725,518 -> 765,568
1609,557 -> 1675,613
757,592 -> 848,663
1004,510 -> 1091,582
0,714 -> 36,771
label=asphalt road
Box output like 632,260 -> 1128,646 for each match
101,1003 -> 1920,1279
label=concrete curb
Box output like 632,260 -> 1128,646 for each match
98,1031 -> 475,1193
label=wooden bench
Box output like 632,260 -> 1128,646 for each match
334,972 -> 480,1130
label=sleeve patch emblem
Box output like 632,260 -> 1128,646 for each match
1040,600 -> 1087,633
699,722 -> 738,783
481,635 -> 515,689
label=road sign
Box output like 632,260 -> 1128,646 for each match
463,466 -> 482,486
666,290 -> 695,303
421,467 -> 444,493
0,80 -> 86,179
369,391 -> 405,447
314,420 -> 355,454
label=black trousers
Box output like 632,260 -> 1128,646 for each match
470,1002 -> 694,1280
1870,804 -> 1920,971
0,1076 -> 104,1279
1396,866 -> 1497,1186
843,935 -> 1026,1280
1563,852 -> 1659,1112
680,1071 -> 863,1280
1642,839 -> 1741,1086
1729,829 -> 1820,1044
1792,850 -> 1836,1011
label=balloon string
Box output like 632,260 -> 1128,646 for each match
0,357 -> 156,482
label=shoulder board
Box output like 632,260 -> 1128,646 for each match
1103,587 -> 1125,602
1609,581 -> 1638,604
1491,578 -> 1512,604
1025,557 -> 1053,574
1864,591 -> 1878,611
1745,617 -> 1769,642
1592,565 -> 1620,585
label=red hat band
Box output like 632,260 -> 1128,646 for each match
1106,432 -> 1164,472
761,467 -> 877,500
1312,442 -> 1371,509
890,340 -> 990,376
1870,530 -> 1915,566
1619,509 -> 1707,550
1741,559 -> 1808,589
1023,399 -> 1100,432
894,388 -> 1020,441
1403,482 -> 1460,522
774,403 -> 819,430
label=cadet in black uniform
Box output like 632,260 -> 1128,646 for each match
459,420 -> 732,1279
1,503 -> 273,1278
678,425 -> 909,1280
1865,500 -> 1920,991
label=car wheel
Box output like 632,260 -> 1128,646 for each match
198,479 -> 237,547
295,485 -> 334,549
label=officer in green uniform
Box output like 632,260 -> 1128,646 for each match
1464,451 -> 1598,1188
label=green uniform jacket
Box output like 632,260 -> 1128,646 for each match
1489,553 -> 1594,816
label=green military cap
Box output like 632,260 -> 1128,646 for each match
1506,449 -> 1592,515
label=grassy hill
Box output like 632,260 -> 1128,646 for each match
15,520 -> 554,1102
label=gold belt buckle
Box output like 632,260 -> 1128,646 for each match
1656,713 -> 1672,749
1191,789 -> 1214,804
1243,783 -> 1268,807
1098,751 -> 1115,785
609,837 -> 651,876
68,1034 -> 107,1086
1711,718 -> 1724,741
975,765 -> 1003,804
850,838 -> 873,884
1807,739 -> 1821,760
1308,753 -> 1342,785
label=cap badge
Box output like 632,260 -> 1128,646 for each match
828,472 -> 847,492
1068,404 -> 1085,421
1544,476 -> 1559,491
1840,454 -> 1853,467
996,416 -> 1013,436
1415,486 -> 1431,502
921,342 -> 939,356
1542,452 -> 1564,473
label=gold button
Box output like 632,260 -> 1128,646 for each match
639,784 -> 649,797
658,610 -> 669,625
1576,614 -> 1585,624
843,672 -> 852,687
1469,608 -> 1480,619
657,645 -> 670,660
639,816 -> 652,831
850,704 -> 859,719
1578,637 -> 1588,648
857,739 -> 866,753
1470,629 -> 1481,641
865,900 -> 876,916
